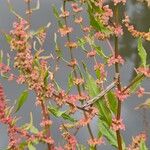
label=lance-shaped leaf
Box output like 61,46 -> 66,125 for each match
0,50 -> 3,63
67,72 -> 74,92
138,38 -> 147,67
83,63 -> 112,125
15,90 -> 29,113
76,144 -> 86,150
48,105 -> 76,122
130,74 -> 145,93
87,2 -> 112,34
4,33 -> 12,43
7,0 -> 22,19
28,143 -> 36,150
140,140 -> 148,150
52,5 -> 63,27
107,91 -> 118,115
98,121 -> 118,148
54,33 -> 63,58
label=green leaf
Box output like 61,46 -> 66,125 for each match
30,126 -> 39,134
138,38 -> 147,67
0,50 -> 3,63
76,144 -> 86,150
52,5 -> 63,27
7,53 -> 10,66
140,140 -> 148,150
85,71 -> 99,97
130,74 -> 145,93
77,38 -> 87,51
83,65 -> 112,125
97,100 -> 112,125
4,33 -> 12,43
94,46 -> 108,60
28,143 -> 36,150
87,2 -> 112,34
107,91 -> 118,114
48,105 -> 76,122
15,90 -> 29,113
98,121 -> 117,148
44,70 -> 49,86
67,72 -> 74,92
54,33 -> 62,58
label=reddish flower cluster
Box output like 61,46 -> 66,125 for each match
71,3 -> 83,13
123,15 -> 150,41
95,31 -> 110,40
0,84 -> 6,119
88,137 -> 104,147
136,87 -> 145,97
115,88 -> 129,102
76,107 -> 98,127
74,16 -> 83,24
59,10 -> 70,18
95,5 -> 113,26
136,66 -> 150,77
87,50 -> 97,57
58,25 -> 73,37
113,0 -> 126,5
73,77 -> 84,85
108,55 -> 124,66
0,63 -> 11,74
113,25 -> 123,37
127,132 -> 147,150
61,132 -> 77,150
111,118 -> 125,131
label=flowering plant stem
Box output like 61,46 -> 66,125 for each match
114,4 -> 123,150
63,1 -> 96,149
26,1 -> 52,150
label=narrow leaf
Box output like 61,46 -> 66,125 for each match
28,143 -> 36,150
48,105 -> 76,122
15,90 -> 29,112
138,38 -> 147,67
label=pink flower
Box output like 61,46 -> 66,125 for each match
88,137 -> 104,146
16,75 -> 25,84
73,78 -> 84,85
58,25 -> 73,37
40,119 -> 52,127
43,137 -> 54,144
0,63 -> 11,74
8,74 -> 15,81
114,25 -> 123,37
108,55 -> 124,66
136,67 -> 150,78
113,0 -> 126,5
87,50 -> 97,57
94,0 -> 103,7
115,88 -> 129,102
111,118 -> 125,131
74,16 -> 83,24
71,3 -> 83,13
82,26 -> 91,32
127,132 -> 147,150
0,84 -> 6,119
59,10 -> 70,18
136,87 -> 145,97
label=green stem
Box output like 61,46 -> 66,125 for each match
114,5 -> 123,150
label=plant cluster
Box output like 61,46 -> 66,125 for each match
0,0 -> 150,150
